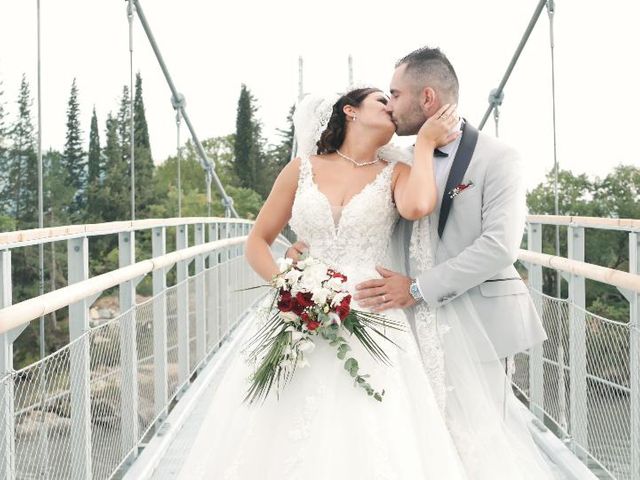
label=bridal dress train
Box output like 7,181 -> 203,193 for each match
177,157 -> 468,479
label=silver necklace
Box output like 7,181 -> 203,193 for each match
336,149 -> 380,167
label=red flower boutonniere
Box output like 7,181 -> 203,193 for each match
448,181 -> 474,199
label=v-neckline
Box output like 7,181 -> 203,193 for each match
304,156 -> 392,236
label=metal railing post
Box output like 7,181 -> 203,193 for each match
67,236 -> 92,479
0,250 -> 15,480
630,232 -> 640,477
218,222 -> 229,341
207,223 -> 219,351
568,226 -> 588,458
194,223 -> 206,367
176,225 -> 189,391
527,222 -> 545,420
152,227 -> 168,420
118,231 -> 139,462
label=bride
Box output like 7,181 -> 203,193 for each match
176,89 -> 556,479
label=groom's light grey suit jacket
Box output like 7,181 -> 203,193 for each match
392,122 -> 547,359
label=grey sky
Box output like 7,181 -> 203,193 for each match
1,0 -> 638,191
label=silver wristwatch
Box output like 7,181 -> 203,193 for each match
409,279 -> 423,303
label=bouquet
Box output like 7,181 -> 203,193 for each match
242,255 -> 406,405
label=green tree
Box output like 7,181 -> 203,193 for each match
234,84 -> 266,195
101,112 -> 129,221
6,75 -> 38,229
86,107 -> 103,221
62,79 -> 86,218
0,77 -> 9,228
262,104 -> 295,194
116,85 -> 133,218
133,73 -> 155,217
152,135 -> 263,219
526,166 -> 639,321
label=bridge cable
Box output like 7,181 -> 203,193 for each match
36,2 -> 52,477
478,0 -> 547,130
176,110 -> 182,217
131,0 -> 238,217
127,0 -> 136,220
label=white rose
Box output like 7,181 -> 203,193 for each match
311,287 -> 331,305
276,257 -> 293,272
285,268 -> 303,285
325,276 -> 346,292
331,291 -> 349,307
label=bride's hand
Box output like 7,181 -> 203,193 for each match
417,103 -> 460,149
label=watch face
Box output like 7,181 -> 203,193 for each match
410,283 -> 420,299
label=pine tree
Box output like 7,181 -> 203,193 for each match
234,84 -> 264,193
116,85 -> 133,218
5,75 -> 39,303
0,78 -> 9,221
101,112 -> 129,222
262,104 -> 295,195
86,107 -> 102,221
7,75 -> 38,229
133,73 -> 155,217
62,78 -> 86,218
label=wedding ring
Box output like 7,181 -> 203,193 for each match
382,295 -> 387,303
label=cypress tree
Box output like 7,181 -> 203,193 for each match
133,73 -> 155,217
62,78 -> 86,218
234,84 -> 264,193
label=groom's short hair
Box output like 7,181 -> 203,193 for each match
396,47 -> 459,103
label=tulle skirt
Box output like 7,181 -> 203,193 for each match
177,273 -> 468,479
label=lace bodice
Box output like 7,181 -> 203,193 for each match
289,156 -> 398,270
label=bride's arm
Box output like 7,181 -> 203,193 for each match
392,104 -> 459,220
245,158 -> 300,281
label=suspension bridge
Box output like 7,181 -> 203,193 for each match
0,1 -> 639,479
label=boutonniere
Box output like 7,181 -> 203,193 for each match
448,181 -> 474,199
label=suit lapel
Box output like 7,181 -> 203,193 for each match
437,121 -> 479,238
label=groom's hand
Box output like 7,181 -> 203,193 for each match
354,266 -> 415,312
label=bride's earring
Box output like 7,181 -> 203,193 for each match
352,115 -> 357,121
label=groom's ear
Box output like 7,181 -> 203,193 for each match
421,87 -> 438,114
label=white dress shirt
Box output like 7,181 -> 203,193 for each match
415,118 -> 464,301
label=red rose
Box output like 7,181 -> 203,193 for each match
341,295 -> 352,307
331,272 -> 348,282
300,312 -> 310,323
296,292 -> 315,308
292,299 -> 305,316
306,319 -> 321,331
277,291 -> 293,312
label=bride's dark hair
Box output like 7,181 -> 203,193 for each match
316,87 -> 381,154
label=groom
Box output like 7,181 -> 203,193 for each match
354,46 -> 547,363
287,46 -> 546,365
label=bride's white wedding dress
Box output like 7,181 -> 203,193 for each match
177,156 -> 468,479
177,155 -> 559,479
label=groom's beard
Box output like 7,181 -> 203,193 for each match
392,111 -> 426,136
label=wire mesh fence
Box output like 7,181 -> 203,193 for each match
0,238 -> 279,480
513,289 -> 631,479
